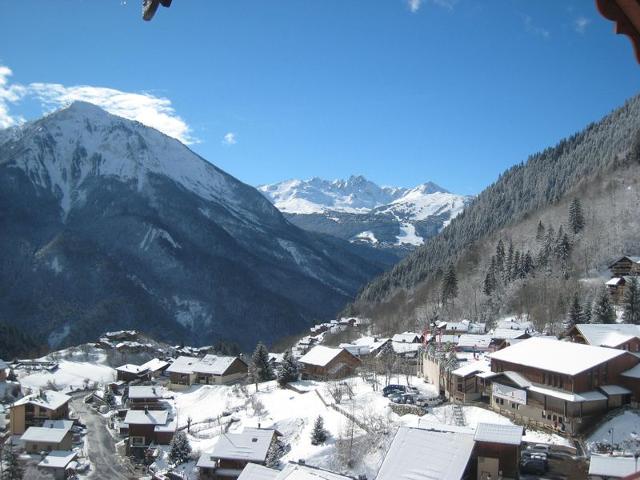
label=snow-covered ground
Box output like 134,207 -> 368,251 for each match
587,409 -> 640,454
16,349 -> 116,393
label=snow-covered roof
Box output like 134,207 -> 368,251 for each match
140,358 -> 169,372
276,463 -> 353,479
452,361 -> 491,378
392,342 -> 422,354
237,463 -> 279,480
443,321 -> 470,332
457,334 -> 493,349
124,409 -> 168,426
21,425 -> 71,444
609,256 -> 640,267
166,354 -> 242,375
495,317 -> 534,331
116,364 -> 145,374
376,427 -> 475,480
298,346 -> 345,367
128,385 -> 163,399
38,451 -> 78,469
606,277 -> 626,286
392,332 -> 421,343
489,337 -> 628,375
42,419 -> 74,430
496,371 -> 532,388
474,423 -> 523,446
622,363 -> 640,379
154,416 -> 177,433
600,385 -> 632,396
491,328 -> 531,340
528,385 -> 607,403
588,455 -> 639,478
199,428 -> 276,465
574,324 -> 640,347
13,390 -> 71,411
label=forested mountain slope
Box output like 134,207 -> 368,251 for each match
352,95 -> 640,333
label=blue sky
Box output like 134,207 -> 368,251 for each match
0,0 -> 639,195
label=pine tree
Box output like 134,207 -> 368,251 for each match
569,198 -> 585,234
623,276 -> 640,325
582,300 -> 592,324
593,288 -> 616,324
483,270 -> 495,296
536,220 -> 545,242
495,240 -> 505,274
523,251 -> 534,276
277,350 -> 299,387
169,431 -> 192,465
250,342 -> 274,383
2,441 -> 23,480
103,387 -> 115,407
441,263 -> 458,305
504,241 -> 514,283
512,250 -> 521,280
311,415 -> 328,445
565,293 -> 583,331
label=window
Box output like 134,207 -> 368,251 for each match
130,436 -> 146,446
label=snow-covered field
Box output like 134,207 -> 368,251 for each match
587,409 -> 640,454
16,349 -> 116,393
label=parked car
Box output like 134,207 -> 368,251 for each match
383,385 -> 406,397
520,457 -> 547,475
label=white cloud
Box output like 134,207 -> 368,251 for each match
408,0 -> 422,13
523,15 -> 550,39
0,66 -> 27,129
0,64 -> 196,144
222,132 -> 237,145
574,16 -> 590,34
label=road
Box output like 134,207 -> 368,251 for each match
71,395 -> 139,480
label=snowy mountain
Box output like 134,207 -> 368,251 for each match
0,102 -> 395,351
259,176 -> 470,250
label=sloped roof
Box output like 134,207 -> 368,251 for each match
451,361 -> 491,378
128,385 -> 163,400
38,451 -> 78,469
622,363 -> 640,378
574,324 -> 640,347
607,277 -> 627,286
474,423 -> 523,445
21,425 -> 71,443
457,334 -> 493,349
491,329 -> 531,340
166,354 -> 244,375
116,363 -> 146,374
489,337 -> 628,375
376,427 -> 475,480
199,428 -> 276,465
124,409 -> 168,426
299,346 -> 345,367
589,455 -> 638,477
276,463 -> 354,479
237,463 -> 279,480
13,390 -> 70,411
140,358 -> 169,372
392,332 -> 421,343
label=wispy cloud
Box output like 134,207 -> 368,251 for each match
574,16 -> 590,34
408,0 -> 422,13
430,0 -> 458,10
222,132 -> 237,145
0,64 -> 196,144
0,66 -> 27,129
522,15 -> 550,40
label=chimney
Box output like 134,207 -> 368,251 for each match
298,459 -> 306,465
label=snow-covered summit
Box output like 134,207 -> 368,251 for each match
3,101 -> 274,220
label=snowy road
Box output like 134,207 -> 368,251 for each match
71,395 -> 138,480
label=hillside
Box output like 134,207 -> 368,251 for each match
0,102 -> 394,353
351,95 -> 640,333
259,176 -> 469,253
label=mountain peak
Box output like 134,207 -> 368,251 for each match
59,101 -> 112,119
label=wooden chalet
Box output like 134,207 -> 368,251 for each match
166,355 -> 248,387
9,390 -> 71,435
609,256 -> 640,278
298,346 -> 360,380
124,408 -> 176,456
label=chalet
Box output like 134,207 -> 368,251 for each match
449,361 -> 492,403
167,355 -> 248,387
340,337 -> 391,357
298,346 -> 360,380
567,324 -> 640,351
474,423 -> 523,480
487,337 -> 640,434
491,329 -> 532,341
20,419 -> 73,453
376,426 -> 476,480
456,334 -> 504,353
126,385 -> 164,410
10,390 -> 71,435
37,450 -> 79,480
588,455 -> 640,479
609,256 -> 640,278
607,277 -> 629,303
116,358 -> 170,382
237,462 -> 354,480
392,332 -> 423,344
124,408 -> 176,454
197,428 -> 280,480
